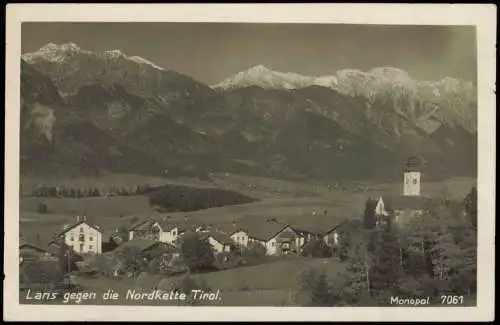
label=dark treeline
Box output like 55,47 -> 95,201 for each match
30,183 -> 256,212
31,184 -> 156,198
146,184 -> 257,212
297,187 -> 478,306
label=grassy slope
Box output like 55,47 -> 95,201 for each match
20,258 -> 344,306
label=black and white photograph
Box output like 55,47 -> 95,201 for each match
4,3 -> 496,322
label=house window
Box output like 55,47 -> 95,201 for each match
80,227 -> 84,233
70,236 -> 74,241
272,242 -> 276,247
172,230 -> 177,236
79,234 -> 85,242
80,243 -> 84,251
89,236 -> 93,241
89,245 -> 93,250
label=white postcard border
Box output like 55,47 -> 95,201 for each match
4,3 -> 496,322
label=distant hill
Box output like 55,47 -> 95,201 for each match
19,43 -> 477,181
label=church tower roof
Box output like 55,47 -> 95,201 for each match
405,155 -> 421,172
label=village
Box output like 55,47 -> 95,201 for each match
19,209 -> 345,272
21,156 -> 426,278
18,156 -> 478,306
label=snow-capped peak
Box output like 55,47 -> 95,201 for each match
40,42 -> 82,52
247,64 -> 272,73
128,56 -> 164,70
103,49 -> 124,59
23,42 -> 90,63
212,64 -> 317,90
22,42 -> 165,71
212,65 -> 473,101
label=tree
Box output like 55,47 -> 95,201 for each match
363,199 -> 377,229
341,234 -> 374,304
117,247 -> 149,277
368,224 -> 404,302
57,244 -> 81,275
179,232 -> 215,272
240,241 -> 267,265
464,187 -> 477,228
302,237 -> 331,258
37,202 -> 48,214
295,267 -> 334,306
20,260 -> 64,287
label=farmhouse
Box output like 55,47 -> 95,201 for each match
212,220 -> 250,248
54,216 -> 103,255
365,155 -> 429,227
244,219 -> 304,256
128,219 -> 157,241
200,231 -> 235,253
19,240 -> 58,263
288,213 -> 346,248
128,216 -> 194,245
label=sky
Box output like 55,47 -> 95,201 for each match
21,23 -> 477,85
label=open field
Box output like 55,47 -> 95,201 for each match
19,174 -> 476,240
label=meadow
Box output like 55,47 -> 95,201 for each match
19,172 -> 476,242
20,257 -> 345,306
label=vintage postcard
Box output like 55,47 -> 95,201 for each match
4,3 -> 496,322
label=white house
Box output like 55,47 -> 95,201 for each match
128,218 -> 187,246
246,220 -> 304,256
56,216 -> 102,255
152,221 -> 184,245
230,230 -> 249,248
201,231 -> 234,254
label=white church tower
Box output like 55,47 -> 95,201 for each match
403,155 -> 421,196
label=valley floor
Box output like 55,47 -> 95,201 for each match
18,173 -> 476,306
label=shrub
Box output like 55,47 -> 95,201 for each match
37,202 -> 48,214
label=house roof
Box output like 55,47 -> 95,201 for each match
243,220 -> 289,242
153,219 -> 187,232
20,231 -> 64,255
128,219 -> 154,231
405,155 -> 422,172
117,239 -> 159,252
55,220 -> 102,237
19,241 -> 53,255
129,216 -> 197,233
288,215 -> 348,235
102,230 -> 124,243
381,195 -> 429,211
201,231 -> 234,246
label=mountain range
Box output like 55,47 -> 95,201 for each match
20,43 -> 477,181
